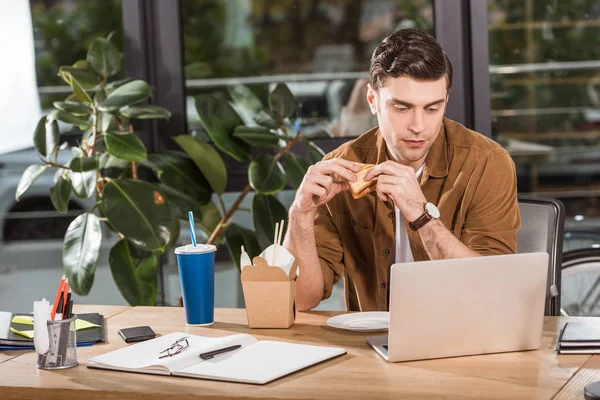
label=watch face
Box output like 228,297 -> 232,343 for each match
425,202 -> 440,219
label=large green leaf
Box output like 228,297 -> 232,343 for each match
228,85 -> 264,125
284,153 -> 309,189
69,156 -> 99,172
120,105 -> 171,119
232,126 -> 279,148
152,183 -> 203,221
16,165 -> 50,200
53,101 -> 92,117
87,37 -> 121,78
307,141 -> 326,164
102,179 -> 173,251
59,70 -> 93,103
33,116 -> 59,159
104,132 -> 147,161
255,110 -> 279,130
109,240 -> 157,306
98,80 -> 151,112
228,85 -> 263,113
97,111 -> 115,133
99,154 -> 129,179
62,213 -> 102,295
248,154 -> 286,195
252,194 -> 288,250
58,66 -> 100,89
48,109 -> 89,130
172,135 -> 227,194
224,223 -> 261,270
50,170 -> 72,214
194,94 -> 249,161
269,83 -> 297,118
68,169 -> 97,198
148,151 -> 212,204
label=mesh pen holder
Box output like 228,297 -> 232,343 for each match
36,315 -> 78,370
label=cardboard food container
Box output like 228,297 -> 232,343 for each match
241,251 -> 299,329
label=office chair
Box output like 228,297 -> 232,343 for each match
517,195 -> 565,316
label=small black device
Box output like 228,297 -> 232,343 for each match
118,326 -> 157,343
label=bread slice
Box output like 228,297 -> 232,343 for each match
348,163 -> 376,199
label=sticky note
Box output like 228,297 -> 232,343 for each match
75,319 -> 100,331
11,316 -> 33,325
10,327 -> 34,339
9,317 -> 99,338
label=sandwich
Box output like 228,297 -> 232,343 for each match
348,163 -> 377,199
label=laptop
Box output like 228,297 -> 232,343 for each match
367,252 -> 549,362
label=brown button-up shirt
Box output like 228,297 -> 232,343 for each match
315,117 -> 521,311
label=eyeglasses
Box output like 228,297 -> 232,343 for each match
159,336 -> 189,359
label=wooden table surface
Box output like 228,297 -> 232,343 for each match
1,305 -> 600,399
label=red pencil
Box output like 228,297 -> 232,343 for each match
50,275 -> 66,321
62,279 -> 69,315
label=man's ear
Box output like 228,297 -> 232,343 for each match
367,83 -> 378,115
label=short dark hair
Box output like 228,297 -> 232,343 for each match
370,28 -> 453,91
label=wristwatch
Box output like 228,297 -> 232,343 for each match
408,202 -> 440,231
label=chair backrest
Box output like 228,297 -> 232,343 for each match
517,195 -> 565,316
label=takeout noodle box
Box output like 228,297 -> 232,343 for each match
241,256 -> 298,328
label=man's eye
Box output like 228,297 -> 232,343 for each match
394,107 -> 408,112
426,108 -> 439,113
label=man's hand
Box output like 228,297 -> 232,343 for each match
364,161 -> 426,222
291,159 -> 360,216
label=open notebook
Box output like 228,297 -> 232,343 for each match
88,332 -> 346,385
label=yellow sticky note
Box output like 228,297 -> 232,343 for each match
11,316 -> 33,325
10,327 -> 34,339
75,319 -> 100,331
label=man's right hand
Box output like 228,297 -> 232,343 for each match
291,159 -> 359,216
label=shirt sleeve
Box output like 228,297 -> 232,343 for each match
314,204 -> 345,300
461,149 -> 521,255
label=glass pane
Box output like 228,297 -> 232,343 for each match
488,0 -> 600,253
182,0 -> 434,138
0,1 -> 124,312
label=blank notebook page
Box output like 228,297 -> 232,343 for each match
176,340 -> 345,384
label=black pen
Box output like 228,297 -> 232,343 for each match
199,345 -> 242,360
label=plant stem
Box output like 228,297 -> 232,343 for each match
131,162 -> 138,179
39,157 -> 69,169
275,135 -> 302,160
88,108 -> 98,156
205,135 -> 303,245
207,184 -> 251,245
217,195 -> 227,215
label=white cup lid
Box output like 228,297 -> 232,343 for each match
174,244 -> 217,254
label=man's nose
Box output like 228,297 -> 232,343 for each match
408,109 -> 425,134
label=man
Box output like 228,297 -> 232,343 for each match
283,28 -> 520,312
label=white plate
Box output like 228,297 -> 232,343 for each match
326,312 -> 389,332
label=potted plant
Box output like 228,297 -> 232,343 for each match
17,34 -> 328,306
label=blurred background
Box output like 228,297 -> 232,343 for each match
1,0 -> 600,315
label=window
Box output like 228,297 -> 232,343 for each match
182,0 -> 434,138
487,0 -> 600,252
0,1 -> 124,312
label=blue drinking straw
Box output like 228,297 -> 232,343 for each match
188,211 -> 197,247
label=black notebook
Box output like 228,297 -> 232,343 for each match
0,311 -> 105,347
557,321 -> 600,354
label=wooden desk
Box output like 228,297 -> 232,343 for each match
0,305 -> 599,400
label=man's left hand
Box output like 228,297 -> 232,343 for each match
364,161 -> 426,222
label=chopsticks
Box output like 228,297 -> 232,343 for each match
272,219 -> 285,266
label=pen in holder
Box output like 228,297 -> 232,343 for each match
36,315 -> 78,370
